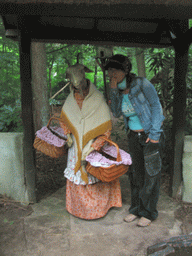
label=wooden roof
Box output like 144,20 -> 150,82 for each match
1,0 -> 192,48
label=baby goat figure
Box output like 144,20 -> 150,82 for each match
66,63 -> 93,96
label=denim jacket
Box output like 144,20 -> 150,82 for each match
110,76 -> 165,141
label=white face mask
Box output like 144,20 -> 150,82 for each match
117,77 -> 127,90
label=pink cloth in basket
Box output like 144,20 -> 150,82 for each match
36,126 -> 67,147
86,144 -> 132,167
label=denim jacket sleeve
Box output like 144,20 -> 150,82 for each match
109,88 -> 122,118
141,78 -> 165,141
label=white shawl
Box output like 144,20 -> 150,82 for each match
61,82 -> 112,183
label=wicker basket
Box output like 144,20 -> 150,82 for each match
86,137 -> 129,182
33,116 -> 67,158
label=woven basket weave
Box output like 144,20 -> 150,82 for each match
33,116 -> 67,158
86,137 -> 129,182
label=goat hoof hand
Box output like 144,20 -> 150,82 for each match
67,134 -> 73,148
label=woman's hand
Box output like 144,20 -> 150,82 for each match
110,77 -> 118,89
146,137 -> 159,143
108,68 -> 126,89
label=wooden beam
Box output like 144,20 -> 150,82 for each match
5,29 -> 172,48
17,16 -> 36,203
1,2 -> 192,20
1,0 -> 192,4
6,17 -> 171,48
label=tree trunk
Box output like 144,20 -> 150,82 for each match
135,48 -> 146,77
31,42 -> 50,132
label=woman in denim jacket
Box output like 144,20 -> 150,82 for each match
105,54 -> 165,227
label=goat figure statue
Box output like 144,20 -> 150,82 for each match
59,61 -> 122,221
66,63 -> 93,96
60,62 -> 112,184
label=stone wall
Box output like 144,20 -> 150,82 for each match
0,133 -> 30,204
182,135 -> 192,203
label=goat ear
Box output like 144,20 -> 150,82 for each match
84,66 -> 93,73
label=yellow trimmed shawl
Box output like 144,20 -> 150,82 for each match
60,82 -> 112,183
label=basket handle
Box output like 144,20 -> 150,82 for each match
99,136 -> 122,162
47,116 -> 65,128
47,116 -> 66,140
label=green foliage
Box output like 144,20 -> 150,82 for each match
1,11 -> 192,138
0,100 -> 23,132
0,17 -> 22,132
189,19 -> 192,28
145,48 -> 174,74
96,74 -> 105,93
145,48 -> 175,115
86,71 -> 105,92
146,46 -> 192,136
85,72 -> 95,84
49,98 -> 62,106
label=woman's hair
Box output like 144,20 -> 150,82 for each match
105,54 -> 132,73
105,54 -> 136,89
126,72 -> 136,89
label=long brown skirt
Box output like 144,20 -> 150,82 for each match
66,179 -> 122,219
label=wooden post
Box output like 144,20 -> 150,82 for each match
170,45 -> 189,198
169,20 -> 191,198
18,16 -> 36,203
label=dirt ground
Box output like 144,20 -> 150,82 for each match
1,106 -> 192,254
1,155 -> 192,230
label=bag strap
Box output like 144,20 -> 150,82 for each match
99,136 -> 122,162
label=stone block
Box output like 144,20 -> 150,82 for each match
182,136 -> 192,203
183,136 -> 192,153
0,133 -> 30,204
147,235 -> 192,255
